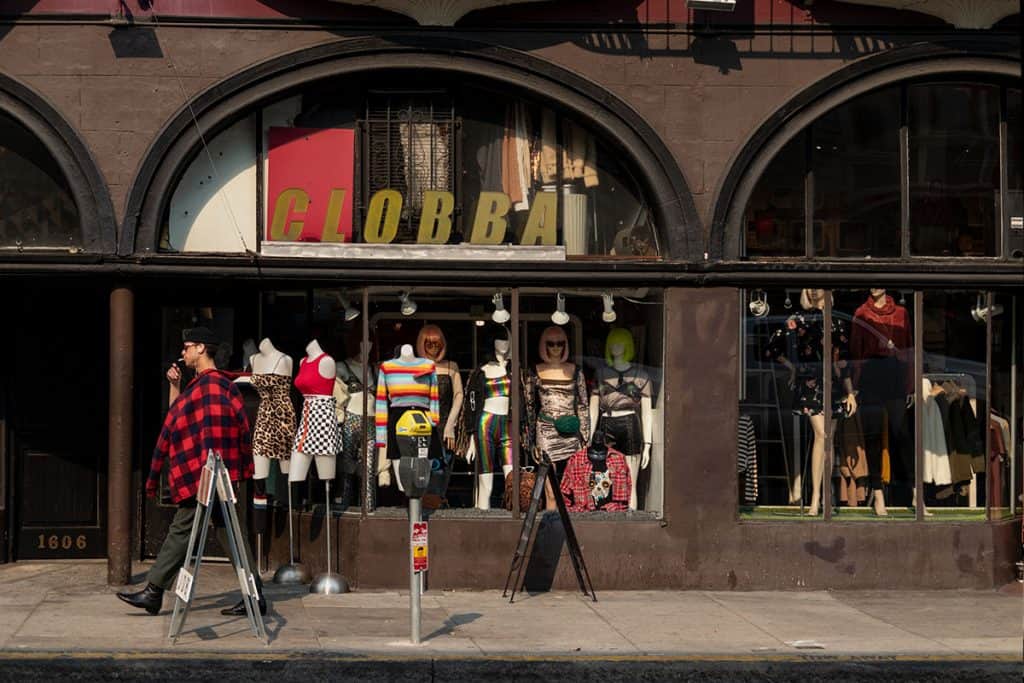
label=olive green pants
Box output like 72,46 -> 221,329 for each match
148,484 -> 257,592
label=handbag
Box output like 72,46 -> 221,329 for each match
503,467 -> 537,511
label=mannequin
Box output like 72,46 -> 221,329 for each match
334,341 -> 377,508
461,335 -> 514,509
523,326 -> 590,510
560,429 -> 631,512
375,343 -> 441,493
249,338 -> 296,480
417,325 -> 464,495
851,288 -> 913,516
588,328 -> 653,510
765,289 -> 856,516
289,339 -> 340,482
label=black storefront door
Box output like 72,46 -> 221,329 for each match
8,287 -> 108,560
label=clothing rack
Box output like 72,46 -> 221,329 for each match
924,372 -> 978,400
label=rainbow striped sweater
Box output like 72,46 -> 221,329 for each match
375,357 -> 440,448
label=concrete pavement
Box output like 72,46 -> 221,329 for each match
0,561 -> 1020,680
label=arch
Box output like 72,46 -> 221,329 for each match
120,35 -> 700,260
0,71 -> 117,255
709,40 -> 1021,260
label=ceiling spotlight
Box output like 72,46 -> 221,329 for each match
971,294 -> 1003,323
601,292 -> 617,323
399,291 -> 417,317
551,292 -> 570,326
492,293 -> 511,324
339,295 -> 359,322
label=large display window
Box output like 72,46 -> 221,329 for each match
152,287 -> 665,521
161,71 -> 661,259
739,288 -> 1021,522
742,79 -> 1021,260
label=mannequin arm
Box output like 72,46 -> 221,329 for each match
318,355 -> 337,381
640,396 -> 653,469
842,377 -> 857,416
588,394 -> 600,441
465,435 -> 476,463
444,362 -> 464,449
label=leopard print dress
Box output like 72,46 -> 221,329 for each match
251,373 -> 296,460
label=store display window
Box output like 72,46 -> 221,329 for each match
0,112 -> 81,250
160,72 -> 662,259
739,289 -> 1021,522
742,80 -> 1020,260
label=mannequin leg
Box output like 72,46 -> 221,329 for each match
624,455 -> 641,511
476,474 -> 495,509
289,452 -> 313,482
253,455 -> 271,480
315,454 -> 337,480
279,458 -> 291,475
807,414 -> 827,516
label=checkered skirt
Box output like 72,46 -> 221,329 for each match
293,395 -> 341,457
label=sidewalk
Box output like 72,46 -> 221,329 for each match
0,561 -> 1020,678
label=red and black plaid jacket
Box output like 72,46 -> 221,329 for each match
147,369 -> 253,503
559,447 -> 631,512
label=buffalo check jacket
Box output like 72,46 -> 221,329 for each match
147,369 -> 253,503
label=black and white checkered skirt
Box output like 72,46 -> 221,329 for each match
293,395 -> 341,457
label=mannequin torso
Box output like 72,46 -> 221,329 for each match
251,338 -> 293,377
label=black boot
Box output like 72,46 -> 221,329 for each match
220,576 -> 267,616
116,583 -> 164,615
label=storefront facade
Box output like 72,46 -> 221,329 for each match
0,1 -> 1020,589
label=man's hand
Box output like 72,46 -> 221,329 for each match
166,363 -> 182,388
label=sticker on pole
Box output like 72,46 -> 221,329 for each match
174,568 -> 194,602
412,522 -> 428,572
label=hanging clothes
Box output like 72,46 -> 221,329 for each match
922,378 -> 953,486
837,412 -> 869,505
989,419 -> 1008,509
737,414 -> 759,504
501,101 -> 532,211
560,447 -> 631,512
949,392 -> 984,485
537,109 -> 598,187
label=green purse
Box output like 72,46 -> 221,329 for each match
553,414 -> 581,437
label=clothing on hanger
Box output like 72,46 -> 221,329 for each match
737,414 -> 759,504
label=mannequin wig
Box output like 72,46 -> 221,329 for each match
799,288 -> 832,310
604,327 -> 636,366
538,325 -> 569,363
416,324 -> 447,362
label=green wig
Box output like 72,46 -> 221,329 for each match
604,327 -> 635,366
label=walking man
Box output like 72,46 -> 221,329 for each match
117,326 -> 266,616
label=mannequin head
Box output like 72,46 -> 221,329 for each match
869,288 -> 886,299
416,324 -> 447,362
539,325 -> 569,363
799,289 -> 831,310
604,328 -> 636,366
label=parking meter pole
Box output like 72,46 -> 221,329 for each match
409,496 -> 422,645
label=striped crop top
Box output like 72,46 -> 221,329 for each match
375,357 -> 440,448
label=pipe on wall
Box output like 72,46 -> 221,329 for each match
107,286 -> 134,585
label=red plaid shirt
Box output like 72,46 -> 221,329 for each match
147,369 -> 253,503
559,448 -> 631,512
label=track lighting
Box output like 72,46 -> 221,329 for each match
399,291 -> 417,316
551,292 -> 569,325
601,292 -> 617,323
339,295 -> 359,322
971,294 -> 1003,323
492,293 -> 511,324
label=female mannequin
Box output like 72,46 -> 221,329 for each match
461,335 -> 513,509
851,287 -> 913,516
375,343 -> 440,492
249,338 -> 295,480
765,289 -> 856,516
289,339 -> 340,482
524,326 -> 590,509
417,325 -> 464,494
588,328 -> 652,510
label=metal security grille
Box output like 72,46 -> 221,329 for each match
361,92 -> 456,243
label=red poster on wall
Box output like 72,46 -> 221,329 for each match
266,127 -> 355,243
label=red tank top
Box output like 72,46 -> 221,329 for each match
294,353 -> 333,395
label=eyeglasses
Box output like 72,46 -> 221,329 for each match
545,340 -> 566,348
424,339 -> 442,348
182,342 -> 199,351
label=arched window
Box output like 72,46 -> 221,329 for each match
0,112 -> 81,250
742,79 -> 1020,259
160,70 -> 663,259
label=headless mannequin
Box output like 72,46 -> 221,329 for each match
854,288 -> 914,517
337,341 -> 383,490
588,342 -> 653,511
772,289 -> 857,516
250,338 -> 294,479
384,344 -> 429,493
466,339 -> 513,509
288,339 -> 337,482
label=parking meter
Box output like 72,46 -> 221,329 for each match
395,409 -> 433,498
